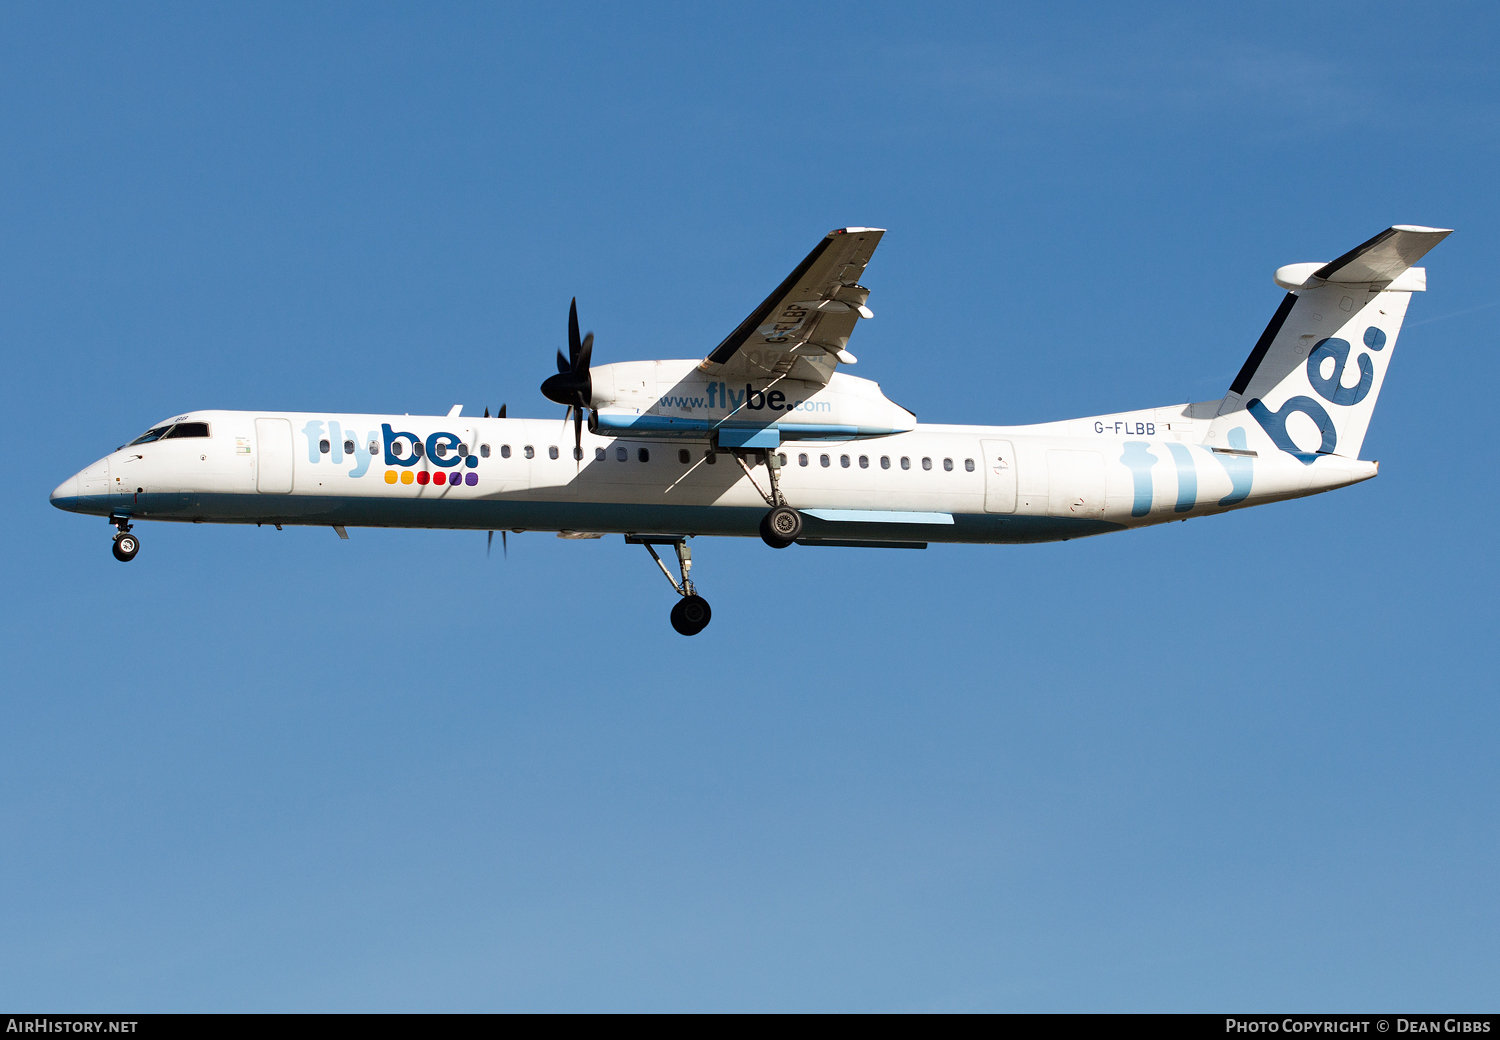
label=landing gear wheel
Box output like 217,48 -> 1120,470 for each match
760,505 -> 802,548
112,533 -> 139,562
670,594 -> 712,636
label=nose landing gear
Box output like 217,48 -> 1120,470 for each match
628,535 -> 711,635
109,515 -> 139,562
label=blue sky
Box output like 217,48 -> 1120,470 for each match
3,2 -> 1497,1011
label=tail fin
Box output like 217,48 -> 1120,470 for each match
1205,225 -> 1451,463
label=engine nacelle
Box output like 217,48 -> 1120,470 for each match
588,360 -> 915,443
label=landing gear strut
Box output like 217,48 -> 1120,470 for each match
629,535 -> 711,636
109,514 -> 139,562
732,449 -> 802,549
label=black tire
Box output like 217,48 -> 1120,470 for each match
760,505 -> 801,548
759,513 -> 787,548
112,533 -> 139,562
670,594 -> 712,635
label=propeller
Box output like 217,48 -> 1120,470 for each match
539,298 -> 593,458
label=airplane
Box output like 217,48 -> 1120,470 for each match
51,224 -> 1450,635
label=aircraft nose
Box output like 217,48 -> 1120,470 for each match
50,474 -> 81,512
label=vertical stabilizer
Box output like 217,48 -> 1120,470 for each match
1205,225 -> 1450,463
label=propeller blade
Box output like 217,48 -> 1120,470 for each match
568,297 -> 581,363
487,530 -> 493,557
541,301 -> 594,408
502,530 -> 507,558
483,407 -> 489,418
573,403 -> 583,455
499,404 -> 506,418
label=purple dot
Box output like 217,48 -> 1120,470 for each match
465,472 -> 478,486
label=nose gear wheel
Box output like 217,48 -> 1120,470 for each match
628,535 -> 712,635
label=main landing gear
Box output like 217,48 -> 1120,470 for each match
629,535 -> 712,636
731,449 -> 803,549
110,515 -> 139,562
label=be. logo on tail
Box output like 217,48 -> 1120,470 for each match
1248,325 -> 1387,464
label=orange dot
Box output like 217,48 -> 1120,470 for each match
385,470 -> 397,484
400,471 -> 414,484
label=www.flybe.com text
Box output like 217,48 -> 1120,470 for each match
659,383 -> 832,413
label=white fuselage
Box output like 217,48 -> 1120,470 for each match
50,403 -> 1375,545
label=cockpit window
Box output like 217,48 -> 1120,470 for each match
128,425 -> 173,445
128,421 -> 210,445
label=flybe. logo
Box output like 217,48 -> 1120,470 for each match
658,383 -> 833,414
380,423 -> 480,486
298,420 -> 481,486
1249,325 -> 1387,465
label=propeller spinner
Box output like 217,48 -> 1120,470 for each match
540,298 -> 593,458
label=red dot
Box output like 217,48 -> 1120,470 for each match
433,471 -> 446,485
416,471 -> 429,485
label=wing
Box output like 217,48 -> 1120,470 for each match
698,227 -> 885,386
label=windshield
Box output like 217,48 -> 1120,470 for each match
126,421 -> 210,446
128,425 -> 173,445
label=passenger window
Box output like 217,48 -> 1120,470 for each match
840,455 -> 850,468
501,444 -> 511,458
548,446 -> 559,460
161,422 -> 210,440
777,453 -> 787,466
369,440 -> 379,456
679,449 -> 690,464
881,456 -> 890,470
391,441 -> 406,458
900,456 -> 910,470
638,448 -> 649,462
413,441 -> 424,458
319,439 -> 330,454
820,454 -> 830,468
799,453 -> 808,467
573,446 -> 583,461
596,447 -> 607,461
524,445 -> 535,459
922,457 -> 932,471
343,439 -> 355,455
859,455 -> 869,469
705,450 -> 717,465
965,458 -> 975,472
616,446 -> 627,461
434,442 -> 448,458
943,458 -> 953,472
458,443 -> 468,457
480,444 -> 491,458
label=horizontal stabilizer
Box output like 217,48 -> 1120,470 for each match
1313,225 -> 1451,284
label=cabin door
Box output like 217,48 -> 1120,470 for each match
980,439 -> 1017,513
255,418 -> 294,494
